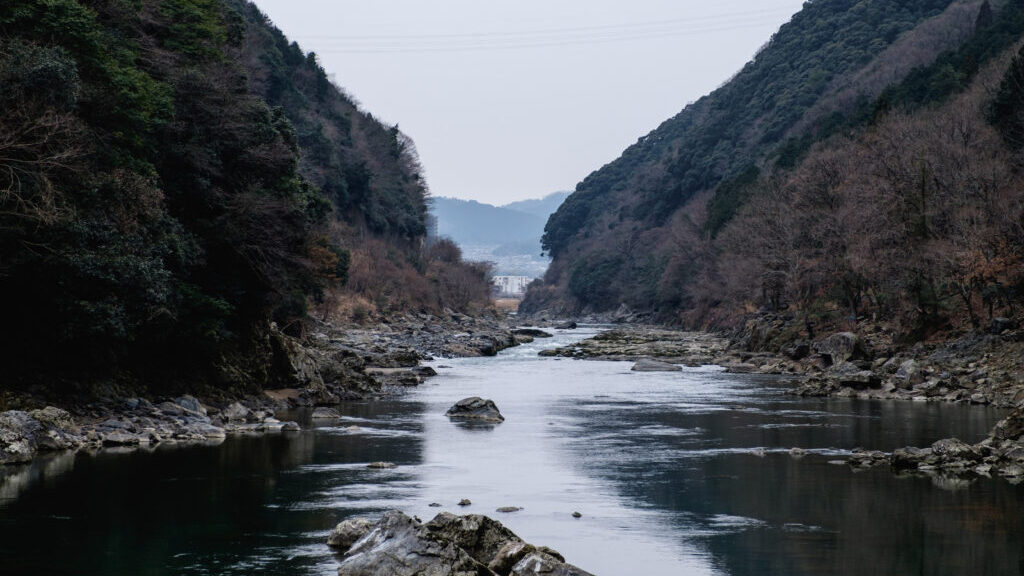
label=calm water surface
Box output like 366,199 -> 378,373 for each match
1,327 -> 1022,575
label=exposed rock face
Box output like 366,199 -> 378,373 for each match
327,517 -> 375,553
630,358 -> 682,372
446,398 -> 504,423
334,511 -> 595,576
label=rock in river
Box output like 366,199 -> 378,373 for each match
631,358 -> 682,372
327,517 -> 375,553
512,328 -> 553,338
335,511 -> 595,576
312,407 -> 342,420
446,397 -> 505,423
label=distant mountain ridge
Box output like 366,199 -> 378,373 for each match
429,192 -> 569,277
502,191 -> 571,220
430,192 -> 569,248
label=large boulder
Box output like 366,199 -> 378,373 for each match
989,317 -> 1017,334
894,359 -> 923,389
511,552 -> 593,576
0,411 -> 42,464
327,517 -> 375,553
335,511 -> 595,576
813,332 -> 869,366
831,362 -> 881,389
424,512 -> 521,566
28,407 -> 84,451
221,402 -> 250,423
446,397 -> 504,423
891,446 -> 931,471
930,438 -> 980,462
991,408 -> 1024,443
630,358 -> 682,372
174,395 -> 207,417
336,511 -> 489,576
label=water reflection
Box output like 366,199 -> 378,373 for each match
0,401 -> 425,576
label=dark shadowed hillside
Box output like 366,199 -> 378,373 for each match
0,0 -> 491,395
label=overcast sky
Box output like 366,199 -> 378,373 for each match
253,0 -> 806,204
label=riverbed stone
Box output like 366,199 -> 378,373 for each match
814,332 -> 869,366
312,407 -> 342,420
174,395 -> 207,417
631,358 -> 682,372
221,402 -> 250,423
446,397 -> 504,423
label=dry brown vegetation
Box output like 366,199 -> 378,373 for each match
689,47 -> 1024,337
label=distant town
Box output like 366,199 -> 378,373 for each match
492,275 -> 534,298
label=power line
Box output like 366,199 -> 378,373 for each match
300,6 -> 795,43
293,8 -> 797,54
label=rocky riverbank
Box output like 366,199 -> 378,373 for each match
1,310 -> 526,465
536,320 -> 1024,479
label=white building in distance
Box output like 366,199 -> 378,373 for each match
492,276 -> 533,297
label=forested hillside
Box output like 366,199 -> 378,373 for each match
0,0 -> 490,394
525,0 -> 1024,340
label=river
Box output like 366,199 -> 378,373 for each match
1,326 -> 1021,575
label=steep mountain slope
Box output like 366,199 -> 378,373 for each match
526,0 -> 1019,324
0,0 -> 489,394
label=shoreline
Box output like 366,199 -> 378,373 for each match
536,320 -> 1024,480
0,311 -> 527,466
4,315 -> 1022,481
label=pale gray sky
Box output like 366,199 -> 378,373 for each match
253,0 -> 805,204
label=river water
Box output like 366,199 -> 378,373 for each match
1,327 -> 1022,575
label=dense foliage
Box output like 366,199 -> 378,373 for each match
527,0 -> 1024,339
0,0 -> 490,393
